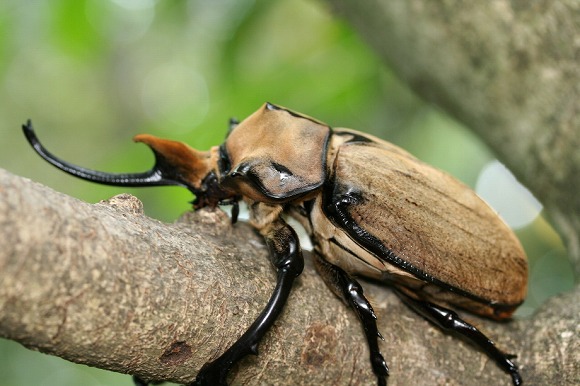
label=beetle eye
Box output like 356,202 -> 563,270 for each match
229,161 -> 252,178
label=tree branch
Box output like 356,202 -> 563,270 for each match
324,0 -> 580,271
1,168 -> 579,385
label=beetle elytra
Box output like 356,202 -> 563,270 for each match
23,102 -> 527,386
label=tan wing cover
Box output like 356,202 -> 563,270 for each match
330,129 -> 527,309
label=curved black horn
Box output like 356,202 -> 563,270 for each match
22,120 -> 182,188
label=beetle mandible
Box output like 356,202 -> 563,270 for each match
23,102 -> 527,386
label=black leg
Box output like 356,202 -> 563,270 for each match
192,218 -> 304,386
312,252 -> 388,386
396,290 -> 522,386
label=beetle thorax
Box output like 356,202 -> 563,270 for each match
218,103 -> 331,203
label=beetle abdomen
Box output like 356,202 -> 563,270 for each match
319,129 -> 528,318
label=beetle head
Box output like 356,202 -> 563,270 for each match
22,102 -> 331,209
132,134 -> 237,209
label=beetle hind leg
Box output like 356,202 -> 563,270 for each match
395,290 -> 522,386
312,252 -> 389,386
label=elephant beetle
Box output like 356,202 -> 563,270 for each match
23,102 -> 527,386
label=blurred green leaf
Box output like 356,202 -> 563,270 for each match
49,0 -> 108,60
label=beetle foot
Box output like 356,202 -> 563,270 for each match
499,354 -> 522,386
509,366 -> 523,386
189,361 -> 229,386
372,353 -> 389,386
396,290 -> 523,386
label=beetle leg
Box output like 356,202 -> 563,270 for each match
312,252 -> 389,386
395,290 -> 522,386
192,215 -> 304,386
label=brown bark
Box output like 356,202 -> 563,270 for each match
1,169 -> 578,385
323,0 -> 580,272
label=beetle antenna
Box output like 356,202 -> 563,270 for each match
22,120 -> 183,188
227,118 -> 239,135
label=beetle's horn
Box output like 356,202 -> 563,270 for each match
22,120 -> 214,192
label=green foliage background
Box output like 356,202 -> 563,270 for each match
0,1 -> 572,385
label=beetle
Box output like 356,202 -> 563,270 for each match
23,102 -> 527,386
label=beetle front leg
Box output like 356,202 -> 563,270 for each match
312,252 -> 388,386
192,209 -> 304,386
396,290 -> 522,386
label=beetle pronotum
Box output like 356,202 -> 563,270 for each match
23,102 -> 527,386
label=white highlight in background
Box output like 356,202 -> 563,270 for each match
475,160 -> 542,229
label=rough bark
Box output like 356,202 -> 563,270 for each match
323,0 -> 580,272
1,168 -> 579,386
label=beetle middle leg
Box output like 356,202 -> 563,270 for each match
192,208 -> 304,386
395,289 -> 522,386
312,252 -> 389,386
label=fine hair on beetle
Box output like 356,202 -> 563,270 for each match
23,102 -> 527,386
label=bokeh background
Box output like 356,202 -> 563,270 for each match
0,1 -> 574,385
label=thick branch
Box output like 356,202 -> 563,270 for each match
1,168 -> 578,385
324,0 -> 580,271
